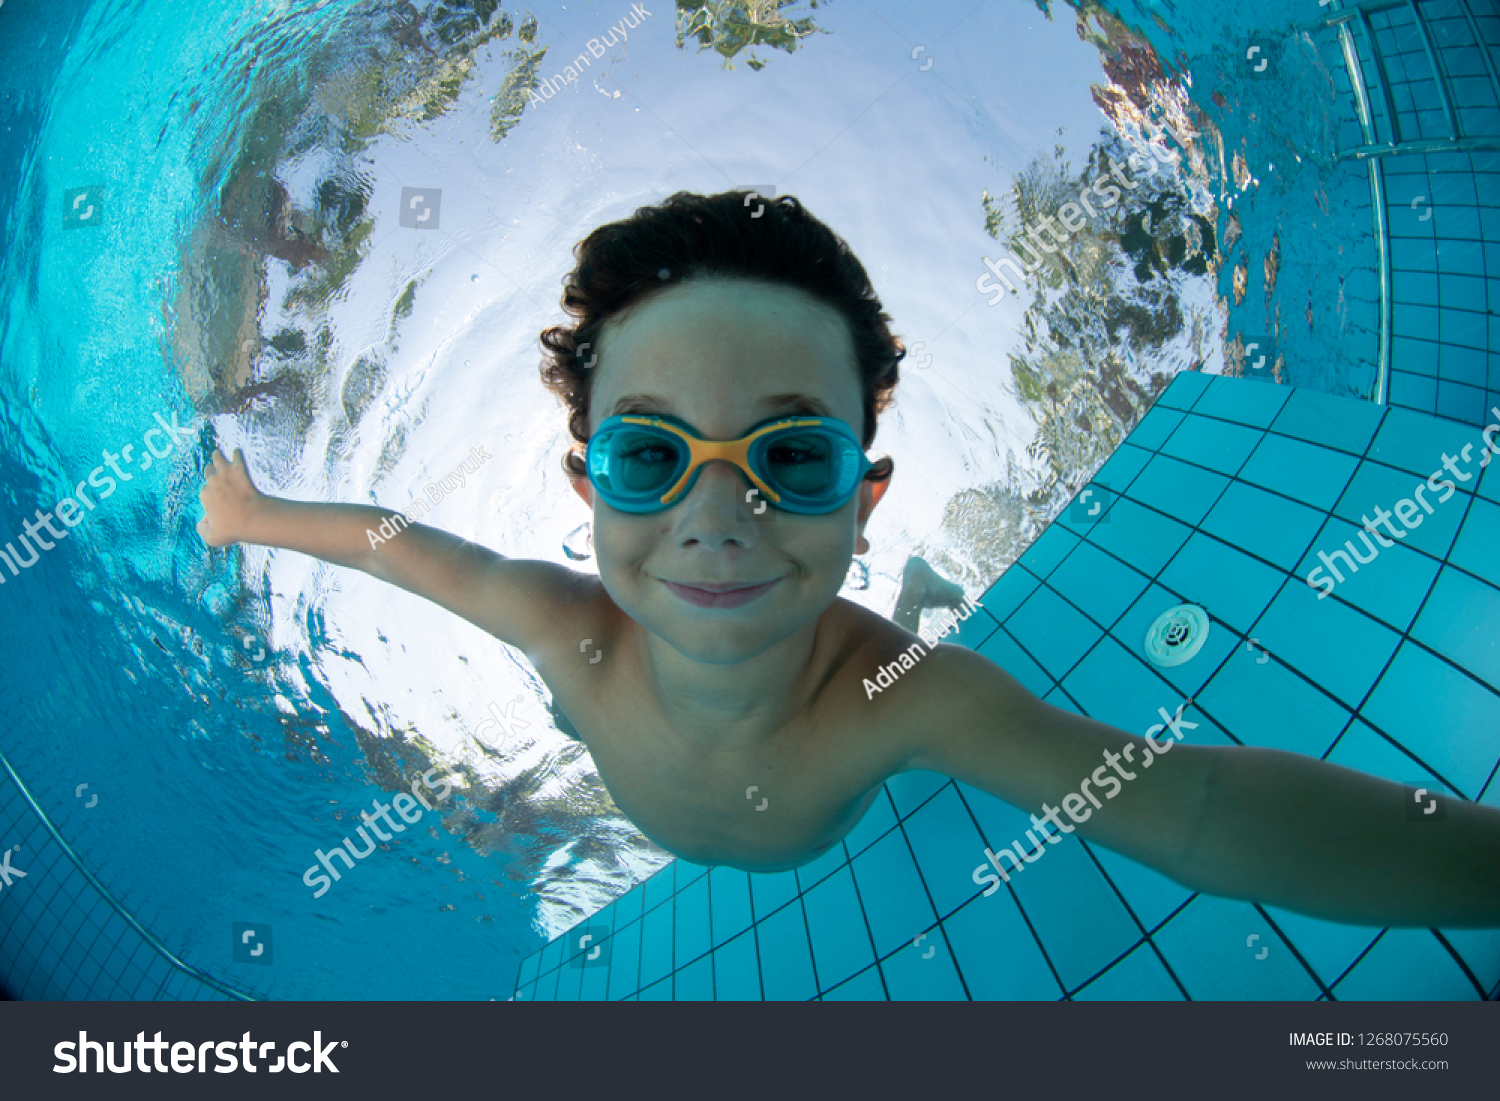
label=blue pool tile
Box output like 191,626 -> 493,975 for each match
850,829 -> 938,959
1479,450 -> 1500,504
1061,633 -> 1182,734
1094,441 -> 1153,494
1411,565 -> 1500,693
1192,375 -> 1291,428
1368,405 -> 1481,480
1084,497 -> 1195,578
1334,458 -> 1468,560
1126,404 -> 1185,451
900,786 -> 992,918
978,563 -> 1043,624
1439,927 -> 1500,998
842,788 -> 896,857
956,781 -> 1038,860
1195,644 -> 1350,757
1087,842 -> 1195,933
1072,941 -> 1184,999
1018,522 -> 1080,579
675,872 -> 711,970
516,949 -> 539,988
1127,453 -> 1231,526
884,769 -> 949,819
712,930 -> 761,1000
1160,414 -> 1262,476
1046,540 -> 1152,631
757,902 -> 816,1000
1448,493 -> 1500,581
638,976 -> 672,1000
1056,480 -> 1123,532
642,862 -> 675,914
1004,834 -> 1143,992
795,839 -> 850,894
638,902 -> 674,991
821,965 -> 885,1000
1390,337 -> 1437,380
1295,516 -> 1441,633
1156,370 -> 1212,411
709,866 -> 753,945
606,918 -> 641,1001
749,869 -> 800,921
975,625 -> 1055,699
880,927 -> 968,1000
1152,896 -> 1322,1000
531,961 -> 560,1001
1361,642 -> 1500,797
1238,433 -> 1361,512
1270,388 -> 1384,456
1007,583 -> 1105,680
1390,369 -> 1438,411
677,862 -> 709,888
1199,482 -> 1326,573
537,928 -> 566,978
803,867 -> 876,992
611,878 -> 644,928
553,949 -> 584,1000
1437,342 -> 1488,389
1333,929 -> 1479,999
931,600 -> 997,650
1325,717 -> 1457,793
675,953 -> 714,1000
1250,582 -> 1401,711
941,893 -> 1061,999
1258,904 -> 1381,992
1159,532 -> 1287,635
579,957 -> 610,1001
1438,379 -> 1486,425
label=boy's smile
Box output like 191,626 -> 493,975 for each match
568,277 -> 891,746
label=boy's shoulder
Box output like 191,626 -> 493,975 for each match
814,599 -> 988,760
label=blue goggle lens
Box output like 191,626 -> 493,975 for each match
585,416 -> 869,514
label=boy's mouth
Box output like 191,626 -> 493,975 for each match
662,578 -> 782,609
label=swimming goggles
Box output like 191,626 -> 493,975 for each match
584,413 -> 875,515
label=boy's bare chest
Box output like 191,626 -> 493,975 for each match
530,606 -> 910,872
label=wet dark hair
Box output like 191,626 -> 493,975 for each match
539,190 -> 902,482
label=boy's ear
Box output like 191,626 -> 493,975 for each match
569,472 -> 593,507
854,458 -> 893,556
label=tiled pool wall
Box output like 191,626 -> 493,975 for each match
1316,0 -> 1500,418
514,371 -> 1500,1000
0,749 -> 251,1000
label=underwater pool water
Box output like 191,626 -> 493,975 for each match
1,0 -> 1497,1000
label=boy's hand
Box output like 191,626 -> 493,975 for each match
197,447 -> 267,547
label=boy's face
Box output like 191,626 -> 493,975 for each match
571,278 -> 891,664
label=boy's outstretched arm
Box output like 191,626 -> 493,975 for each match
902,645 -> 1500,929
196,447 -> 586,656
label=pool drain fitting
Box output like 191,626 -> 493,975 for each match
1143,603 -> 1210,667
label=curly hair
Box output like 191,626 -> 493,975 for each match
538,190 -> 902,482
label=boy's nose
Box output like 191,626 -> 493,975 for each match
677,460 -> 760,529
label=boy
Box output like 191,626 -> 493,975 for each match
198,191 -> 1500,929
